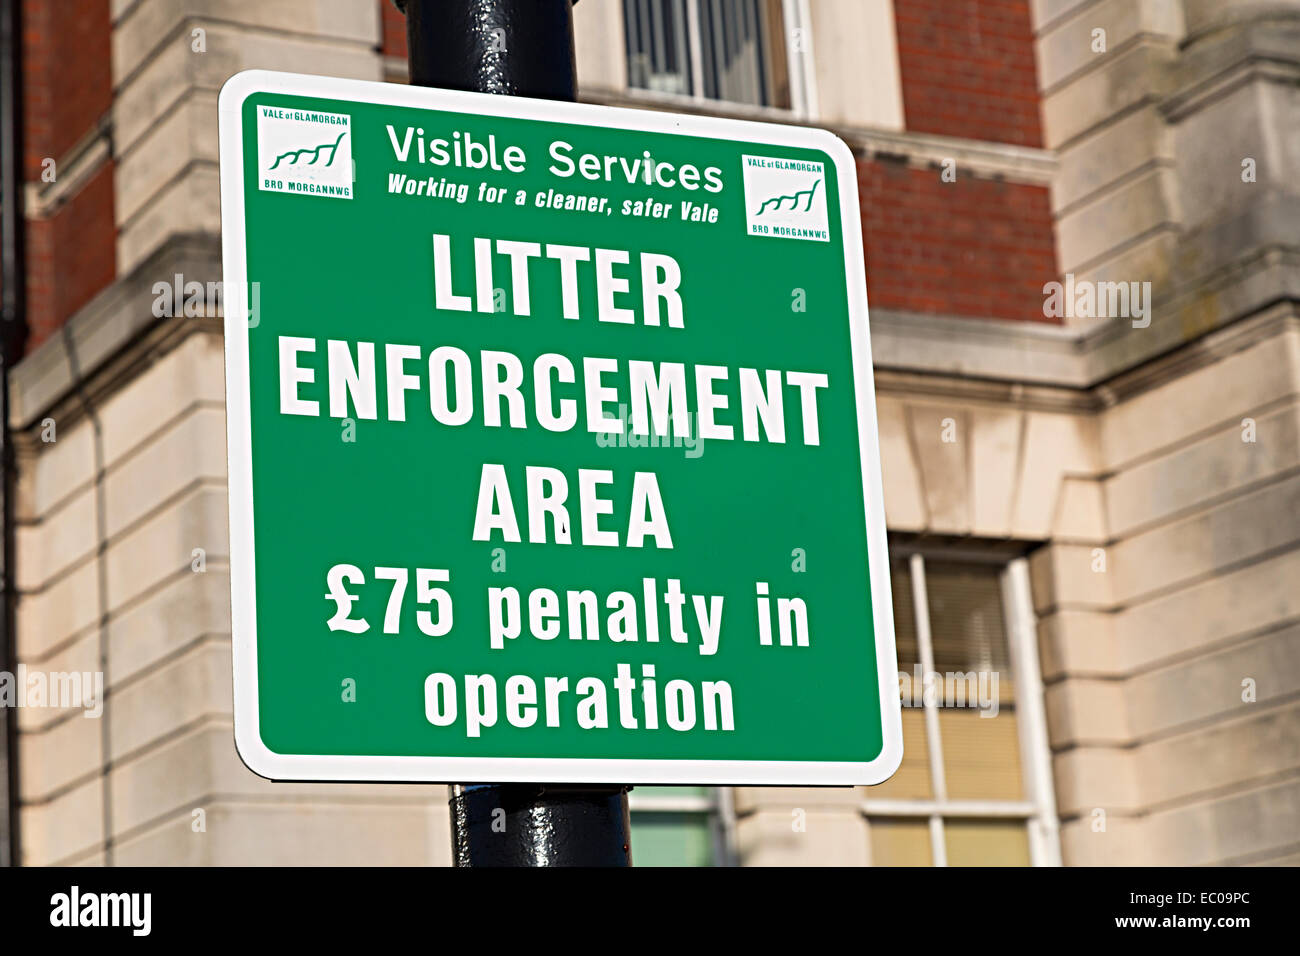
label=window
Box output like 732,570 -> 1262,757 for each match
629,786 -> 737,865
623,0 -> 814,114
866,547 -> 1061,866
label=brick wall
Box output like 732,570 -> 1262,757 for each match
20,0 -> 115,354
381,0 -> 407,59
893,0 -> 1043,147
22,0 -> 112,179
859,158 -> 1057,322
24,162 -> 116,351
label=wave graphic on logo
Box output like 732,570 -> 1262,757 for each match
268,131 -> 348,171
755,178 -> 821,215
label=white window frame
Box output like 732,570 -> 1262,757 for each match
622,0 -> 818,118
861,548 -> 1062,866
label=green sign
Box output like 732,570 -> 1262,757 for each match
220,70 -> 901,785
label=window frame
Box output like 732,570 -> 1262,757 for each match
621,0 -> 818,118
628,786 -> 739,866
864,546 -> 1062,866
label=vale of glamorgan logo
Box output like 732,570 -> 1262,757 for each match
257,106 -> 353,198
741,154 -> 829,242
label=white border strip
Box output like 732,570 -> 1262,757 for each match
218,69 -> 901,785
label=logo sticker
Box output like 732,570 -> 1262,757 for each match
257,106 -> 353,198
742,154 -> 828,241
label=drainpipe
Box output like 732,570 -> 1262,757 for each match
0,0 -> 29,868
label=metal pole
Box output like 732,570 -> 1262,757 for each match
394,0 -> 633,868
451,784 -> 631,867
399,0 -> 577,100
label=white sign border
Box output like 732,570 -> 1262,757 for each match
219,69 -> 902,786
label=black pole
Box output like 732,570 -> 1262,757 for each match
400,0 -> 577,100
451,784 -> 631,867
394,0 -> 632,868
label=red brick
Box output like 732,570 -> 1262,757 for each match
22,0 -> 111,180
893,0 -> 1044,147
381,0 -> 407,59
24,162 -> 116,352
857,159 -> 1058,323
